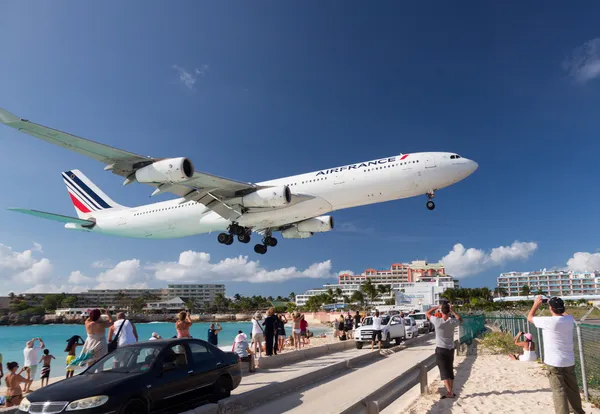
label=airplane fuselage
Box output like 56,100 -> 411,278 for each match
72,152 -> 477,239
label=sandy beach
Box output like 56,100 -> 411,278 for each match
404,354 -> 600,414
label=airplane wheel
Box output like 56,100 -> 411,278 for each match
265,236 -> 278,247
217,233 -> 229,244
254,244 -> 267,254
426,201 -> 435,211
238,233 -> 251,244
225,235 -> 234,245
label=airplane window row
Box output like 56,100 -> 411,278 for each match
134,203 -> 194,216
287,177 -> 328,186
450,155 -> 462,159
286,160 -> 421,186
365,160 -> 418,172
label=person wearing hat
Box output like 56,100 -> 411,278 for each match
232,331 -> 255,373
149,332 -> 162,341
251,312 -> 265,361
528,295 -> 584,414
509,331 -> 537,361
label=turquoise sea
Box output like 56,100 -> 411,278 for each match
0,322 -> 328,378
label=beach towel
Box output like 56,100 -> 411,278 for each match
67,334 -> 107,369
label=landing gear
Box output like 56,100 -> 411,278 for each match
228,223 -> 244,236
254,244 -> 267,255
264,236 -> 278,247
217,233 -> 234,245
426,190 -> 436,211
238,232 -> 251,244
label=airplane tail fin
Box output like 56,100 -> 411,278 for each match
61,169 -> 125,218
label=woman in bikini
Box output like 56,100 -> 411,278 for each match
4,361 -> 30,407
176,311 -> 193,338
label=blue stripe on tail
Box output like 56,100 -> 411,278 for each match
65,170 -> 112,209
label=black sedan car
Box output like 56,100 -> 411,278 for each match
17,338 -> 242,414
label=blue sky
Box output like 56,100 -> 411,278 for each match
1,1 -> 600,298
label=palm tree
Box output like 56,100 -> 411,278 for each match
289,292 -> 296,301
360,279 -> 379,305
350,291 -> 365,307
335,288 -> 343,302
520,285 -> 531,298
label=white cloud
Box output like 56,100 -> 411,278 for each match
0,243 -> 53,284
172,64 -> 209,90
96,259 -> 149,289
566,252 -> 600,272
91,260 -> 113,269
23,284 -> 88,294
441,241 -> 538,278
68,270 -> 93,285
337,270 -> 354,276
150,251 -> 336,284
563,38 -> 600,83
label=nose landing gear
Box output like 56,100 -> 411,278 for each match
426,190 -> 436,211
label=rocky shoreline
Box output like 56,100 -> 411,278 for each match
0,313 -> 259,326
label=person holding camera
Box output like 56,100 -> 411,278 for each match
528,295 -> 584,414
426,302 -> 462,399
509,331 -> 537,361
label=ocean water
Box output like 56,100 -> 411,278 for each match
0,322 -> 328,378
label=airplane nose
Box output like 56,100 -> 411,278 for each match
470,160 -> 479,173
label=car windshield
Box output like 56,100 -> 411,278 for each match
362,316 -> 390,326
86,345 -> 162,374
411,314 -> 426,320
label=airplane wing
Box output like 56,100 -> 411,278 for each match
0,107 -> 276,220
8,208 -> 96,227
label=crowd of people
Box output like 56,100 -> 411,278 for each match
2,297 -> 589,413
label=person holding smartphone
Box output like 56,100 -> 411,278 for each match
528,296 -> 584,414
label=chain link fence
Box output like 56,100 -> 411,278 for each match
458,315 -> 486,344
483,312 -> 600,402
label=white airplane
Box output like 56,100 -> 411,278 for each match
0,107 -> 478,254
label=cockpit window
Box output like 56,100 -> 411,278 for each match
450,155 -> 456,159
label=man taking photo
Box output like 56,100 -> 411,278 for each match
528,295 -> 584,414
426,302 -> 462,399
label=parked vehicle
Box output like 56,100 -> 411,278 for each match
404,317 -> 419,339
410,312 -> 433,333
17,338 -> 242,414
354,314 -> 406,349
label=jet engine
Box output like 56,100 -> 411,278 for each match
296,216 -> 334,233
241,186 -> 291,208
282,228 -> 313,239
135,157 -> 194,184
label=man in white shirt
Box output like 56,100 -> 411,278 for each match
371,311 -> 383,350
528,295 -> 584,414
108,313 -> 139,348
23,337 -> 45,392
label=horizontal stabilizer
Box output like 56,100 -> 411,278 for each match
8,208 -> 96,227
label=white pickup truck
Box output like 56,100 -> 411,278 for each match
354,314 -> 406,349
410,312 -> 434,334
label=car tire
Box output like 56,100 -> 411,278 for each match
355,342 -> 363,350
384,333 -> 391,348
121,399 -> 147,414
209,375 -> 232,403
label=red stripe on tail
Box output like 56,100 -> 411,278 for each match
69,192 -> 91,213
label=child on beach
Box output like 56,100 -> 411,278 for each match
39,350 -> 55,387
64,335 -> 84,379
